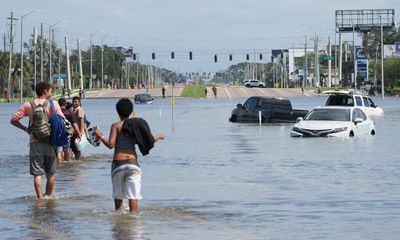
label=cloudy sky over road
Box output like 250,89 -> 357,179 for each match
1,0 -> 399,72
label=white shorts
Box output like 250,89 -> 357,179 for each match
111,164 -> 142,200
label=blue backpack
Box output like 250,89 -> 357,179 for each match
49,99 -> 70,147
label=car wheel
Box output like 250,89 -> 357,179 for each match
370,129 -> 376,135
259,84 -> 264,88
349,131 -> 354,137
230,115 -> 237,122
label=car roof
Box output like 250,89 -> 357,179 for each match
312,106 -> 355,110
322,90 -> 354,95
135,93 -> 151,96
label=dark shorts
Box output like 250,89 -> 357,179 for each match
30,142 -> 57,176
70,135 -> 81,153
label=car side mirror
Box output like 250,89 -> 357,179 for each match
296,117 -> 303,122
354,118 -> 363,124
237,103 -> 243,108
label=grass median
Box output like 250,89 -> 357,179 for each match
181,85 -> 208,98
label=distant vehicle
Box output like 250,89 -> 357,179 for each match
291,106 -> 376,137
323,90 -> 383,116
244,79 -> 265,88
134,93 -> 153,104
229,96 -> 308,123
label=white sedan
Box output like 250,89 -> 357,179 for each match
290,106 -> 376,137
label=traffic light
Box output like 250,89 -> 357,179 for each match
229,54 -> 233,61
132,53 -> 136,60
214,54 -> 217,63
171,51 -> 175,59
246,54 -> 250,61
152,52 -> 155,59
259,53 -> 263,60
189,51 -> 193,60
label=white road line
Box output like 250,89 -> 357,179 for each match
256,88 -> 265,95
224,88 -> 232,101
240,88 -> 249,97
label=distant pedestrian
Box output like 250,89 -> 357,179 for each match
10,82 -> 64,199
67,88 -> 71,99
301,87 -> 304,95
94,98 -> 165,213
3,88 -> 9,102
212,85 -> 217,98
162,86 -> 166,98
204,88 -> 208,97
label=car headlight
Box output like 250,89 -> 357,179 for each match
332,127 -> 347,133
292,127 -> 302,132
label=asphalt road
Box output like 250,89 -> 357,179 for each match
84,86 -> 317,99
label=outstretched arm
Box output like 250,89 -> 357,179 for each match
153,133 -> 165,142
95,124 -> 117,149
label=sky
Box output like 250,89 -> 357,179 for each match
1,0 -> 399,73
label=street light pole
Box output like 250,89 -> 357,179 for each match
101,34 -> 109,89
20,10 -> 38,103
89,30 -> 104,89
380,16 -> 384,99
49,21 -> 66,83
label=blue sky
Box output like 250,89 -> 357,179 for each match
1,0 -> 399,72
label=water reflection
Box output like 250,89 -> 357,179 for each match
111,214 -> 142,240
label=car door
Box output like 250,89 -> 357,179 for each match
352,108 -> 369,135
362,96 -> 372,115
241,97 -> 258,121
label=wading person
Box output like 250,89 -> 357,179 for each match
71,96 -> 88,160
57,98 -> 81,163
10,82 -> 64,199
94,98 -> 165,213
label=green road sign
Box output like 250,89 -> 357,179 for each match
323,55 -> 334,60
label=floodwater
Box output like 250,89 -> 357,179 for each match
0,95 -> 399,240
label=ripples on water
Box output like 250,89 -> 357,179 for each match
1,96 -> 400,239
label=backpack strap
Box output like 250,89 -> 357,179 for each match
29,100 -> 36,127
49,99 -> 56,114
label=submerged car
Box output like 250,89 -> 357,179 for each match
323,90 -> 383,116
229,96 -> 308,123
134,93 -> 153,104
290,106 -> 376,137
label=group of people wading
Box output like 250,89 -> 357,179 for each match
11,82 -> 165,213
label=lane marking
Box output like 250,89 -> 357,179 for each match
240,88 -> 249,97
224,88 -> 232,101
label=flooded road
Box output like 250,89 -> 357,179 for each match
1,96 -> 399,239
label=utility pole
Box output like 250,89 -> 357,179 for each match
7,11 -> 18,102
304,36 -> 308,88
136,54 -> 139,89
40,23 -> 44,82
328,36 -> 332,87
65,37 -> 71,92
33,27 -> 37,95
334,29 -> 338,89
380,16 -> 384,99
314,32 -> 320,87
3,33 -> 6,52
353,22 -> 357,93
77,39 -> 83,90
338,32 -> 342,86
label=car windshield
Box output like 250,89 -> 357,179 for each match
136,94 -> 152,101
305,108 -> 350,121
